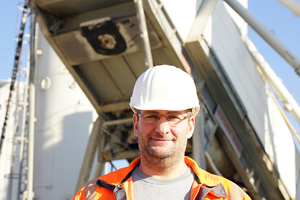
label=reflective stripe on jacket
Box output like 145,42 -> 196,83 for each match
72,157 -> 251,200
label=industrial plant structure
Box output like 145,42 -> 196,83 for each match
1,0 -> 300,199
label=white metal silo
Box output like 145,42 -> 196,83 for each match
32,27 -> 97,199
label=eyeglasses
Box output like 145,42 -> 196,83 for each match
138,112 -> 191,126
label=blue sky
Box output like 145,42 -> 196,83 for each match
1,0 -> 300,139
0,1 -> 20,80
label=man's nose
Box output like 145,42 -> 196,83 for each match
155,116 -> 171,135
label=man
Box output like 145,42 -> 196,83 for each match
73,65 -> 251,200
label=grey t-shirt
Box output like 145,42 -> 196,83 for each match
132,166 -> 194,200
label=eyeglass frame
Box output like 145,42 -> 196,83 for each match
135,110 -> 192,126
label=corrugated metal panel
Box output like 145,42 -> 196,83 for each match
73,60 -> 128,104
204,1 -> 266,137
123,51 -> 147,78
101,57 -> 137,98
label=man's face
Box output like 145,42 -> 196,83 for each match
133,110 -> 195,161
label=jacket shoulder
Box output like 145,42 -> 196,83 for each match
72,178 -> 99,200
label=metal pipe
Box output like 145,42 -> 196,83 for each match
134,0 -> 153,69
205,151 -> 223,177
242,35 -> 300,125
276,0 -> 300,16
103,118 -> 133,127
224,0 -> 300,76
27,7 -> 37,200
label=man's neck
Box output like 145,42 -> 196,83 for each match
138,155 -> 189,179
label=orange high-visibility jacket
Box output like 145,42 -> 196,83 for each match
73,157 -> 251,200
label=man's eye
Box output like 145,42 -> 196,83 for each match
144,114 -> 159,119
167,114 -> 181,120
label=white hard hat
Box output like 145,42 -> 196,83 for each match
130,65 -> 200,116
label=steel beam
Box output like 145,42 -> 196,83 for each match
192,106 -> 206,169
185,0 -> 219,44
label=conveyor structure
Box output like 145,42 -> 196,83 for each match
19,0 -> 300,199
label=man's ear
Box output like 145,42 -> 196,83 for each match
187,116 -> 195,139
133,114 -> 139,137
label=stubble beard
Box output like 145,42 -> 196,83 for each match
137,127 -> 188,169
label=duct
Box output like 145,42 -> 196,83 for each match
242,35 -> 300,126
224,0 -> 300,76
276,0 -> 300,16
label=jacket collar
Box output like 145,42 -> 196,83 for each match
184,157 -> 223,187
99,157 -> 140,185
97,157 -> 227,199
99,157 -> 223,187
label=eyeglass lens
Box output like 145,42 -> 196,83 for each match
139,113 -> 190,125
